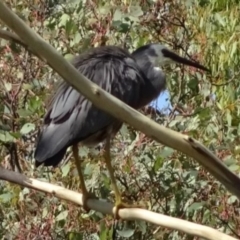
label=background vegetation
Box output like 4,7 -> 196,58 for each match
0,0 -> 240,239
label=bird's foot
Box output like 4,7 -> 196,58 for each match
81,191 -> 98,213
113,198 -> 145,219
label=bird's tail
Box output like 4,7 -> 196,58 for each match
35,147 -> 67,167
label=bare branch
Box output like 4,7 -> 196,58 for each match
0,0 -> 240,201
0,167 -> 237,240
0,29 -> 44,60
0,29 -> 26,47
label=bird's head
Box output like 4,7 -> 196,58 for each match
133,43 -> 210,72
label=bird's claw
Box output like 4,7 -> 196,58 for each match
81,191 -> 97,213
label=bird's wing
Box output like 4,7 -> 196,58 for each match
35,47 -> 145,163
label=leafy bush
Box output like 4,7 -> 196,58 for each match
0,0 -> 240,239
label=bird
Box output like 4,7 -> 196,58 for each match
34,43 -> 209,216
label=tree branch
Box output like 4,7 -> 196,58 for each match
0,0 -> 240,200
0,167 -> 237,240
0,29 -> 26,47
0,29 -> 44,60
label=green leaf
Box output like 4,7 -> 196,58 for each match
226,109 -> 232,126
117,229 -> 135,238
29,97 -> 41,112
23,83 -> 32,90
227,196 -> 238,204
0,193 -> 13,203
0,130 -> 15,142
215,13 -> 225,27
99,221 -> 107,240
68,232 -> 84,240
55,210 -> 68,221
17,109 -> 33,117
202,209 -> 211,223
78,146 -> 89,157
42,207 -> 48,218
161,147 -> 174,158
129,5 -> 143,17
230,41 -> 237,58
119,23 -> 131,33
61,163 -> 70,177
136,220 -> 147,234
4,82 -> 12,92
154,156 -> 164,172
187,78 -> 198,91
229,164 -> 239,171
72,32 -> 81,46
59,13 -> 70,27
188,202 -> 205,212
20,123 -> 35,135
9,132 -> 21,139
220,43 -> 226,52
113,9 -> 123,21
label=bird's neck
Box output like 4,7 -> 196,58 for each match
136,59 -> 166,107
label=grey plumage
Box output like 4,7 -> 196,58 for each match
35,44 -> 209,167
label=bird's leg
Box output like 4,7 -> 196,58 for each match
104,137 -> 121,202
104,137 -> 133,218
72,144 -> 95,212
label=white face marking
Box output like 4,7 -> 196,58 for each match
154,66 -> 162,71
151,44 -> 172,66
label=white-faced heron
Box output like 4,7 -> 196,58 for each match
34,43 -> 209,216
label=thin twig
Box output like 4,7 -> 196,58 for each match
0,29 -> 44,60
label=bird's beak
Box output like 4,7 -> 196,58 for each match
162,49 -> 210,72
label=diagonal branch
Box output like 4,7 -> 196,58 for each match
0,0 -> 240,200
0,167 -> 237,240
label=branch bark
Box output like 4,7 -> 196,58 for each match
0,0 -> 240,200
0,167 -> 237,240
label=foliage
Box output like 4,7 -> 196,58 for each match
0,0 -> 240,239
